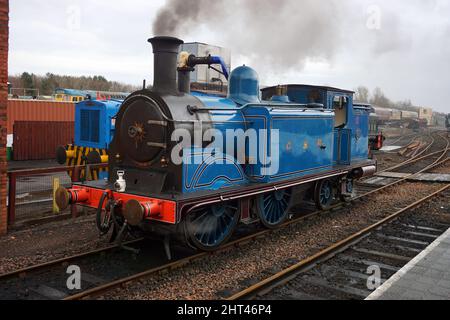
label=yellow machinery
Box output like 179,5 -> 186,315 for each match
56,145 -> 108,181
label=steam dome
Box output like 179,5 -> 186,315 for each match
228,66 -> 260,105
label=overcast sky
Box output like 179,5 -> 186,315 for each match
8,0 -> 450,113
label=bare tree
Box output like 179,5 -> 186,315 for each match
370,87 -> 392,108
354,86 -> 370,103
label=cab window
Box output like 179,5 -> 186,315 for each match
333,96 -> 348,110
333,96 -> 348,128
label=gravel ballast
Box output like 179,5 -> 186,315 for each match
0,215 -> 110,274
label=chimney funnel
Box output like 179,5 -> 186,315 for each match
148,36 -> 184,95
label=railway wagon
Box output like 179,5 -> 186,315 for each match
372,107 -> 393,122
56,36 -> 376,252
391,109 -> 402,121
401,110 -> 419,120
54,88 -> 129,103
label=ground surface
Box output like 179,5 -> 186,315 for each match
0,215 -> 109,274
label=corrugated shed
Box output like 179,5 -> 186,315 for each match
7,99 -> 75,134
13,121 -> 74,160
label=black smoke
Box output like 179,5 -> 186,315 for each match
153,0 -> 348,69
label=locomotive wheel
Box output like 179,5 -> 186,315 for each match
186,201 -> 240,251
315,179 -> 334,210
256,188 -> 293,228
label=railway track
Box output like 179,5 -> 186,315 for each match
226,184 -> 450,300
1,131 -> 448,300
375,133 -> 434,173
356,132 -> 449,195
383,132 -> 421,148
388,133 -> 448,172
0,238 -> 152,300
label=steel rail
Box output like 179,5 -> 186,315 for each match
383,132 -> 420,147
226,183 -> 450,300
0,238 -> 144,281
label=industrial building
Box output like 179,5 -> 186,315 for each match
180,42 -> 231,91
418,107 -> 433,125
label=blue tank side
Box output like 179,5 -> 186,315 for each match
242,105 -> 335,183
181,93 -> 249,193
193,93 -> 246,154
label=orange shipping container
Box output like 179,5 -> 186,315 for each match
7,99 -> 75,134
13,121 -> 74,160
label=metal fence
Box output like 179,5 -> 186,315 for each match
7,164 -> 108,226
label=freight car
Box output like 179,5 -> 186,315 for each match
56,36 -> 377,252
391,109 -> 402,121
54,88 -> 129,103
372,107 -> 392,122
56,99 -> 123,180
400,110 -> 419,120
373,106 -> 428,129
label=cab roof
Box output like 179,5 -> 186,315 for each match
262,84 -> 355,95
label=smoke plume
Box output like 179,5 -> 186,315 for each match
153,0 -> 348,70
152,0 -> 450,112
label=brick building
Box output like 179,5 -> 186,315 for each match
0,0 -> 9,235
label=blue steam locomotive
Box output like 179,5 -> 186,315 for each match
56,36 -> 376,252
